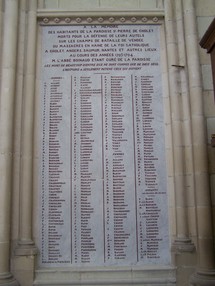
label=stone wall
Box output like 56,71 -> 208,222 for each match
40,0 -> 163,10
196,0 -> 215,239
0,0 -> 215,285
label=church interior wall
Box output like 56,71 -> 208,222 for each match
0,0 -> 215,285
196,0 -> 215,238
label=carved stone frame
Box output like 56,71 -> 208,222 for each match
33,10 -> 176,286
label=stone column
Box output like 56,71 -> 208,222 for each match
11,0 -> 27,244
0,1 -> 3,73
0,1 -> 19,285
15,0 -> 38,256
175,0 -> 197,248
165,0 -> 194,251
182,0 -> 215,285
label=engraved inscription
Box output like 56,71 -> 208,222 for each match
38,25 -> 170,267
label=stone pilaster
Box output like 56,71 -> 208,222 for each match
165,0 -> 195,252
11,0 -> 27,247
173,0 -> 196,253
15,0 -> 38,256
0,0 -> 3,76
181,0 -> 215,285
0,0 -> 19,285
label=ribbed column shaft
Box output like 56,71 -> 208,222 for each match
17,0 -> 38,253
0,0 -> 19,285
165,0 -> 190,242
0,1 -> 3,82
12,0 -> 28,242
183,0 -> 215,271
175,0 -> 196,244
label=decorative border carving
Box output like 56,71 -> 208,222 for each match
38,15 -> 163,25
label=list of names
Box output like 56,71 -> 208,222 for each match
38,24 -> 170,267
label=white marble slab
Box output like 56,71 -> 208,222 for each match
38,24 -> 170,267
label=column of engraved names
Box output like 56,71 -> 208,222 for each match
72,75 -> 103,265
41,81 -> 47,263
111,76 -> 130,260
103,75 -> 137,263
142,76 -> 160,259
71,76 -> 78,264
103,74 -> 112,262
47,77 -> 69,263
80,76 -> 96,263
132,75 -> 143,261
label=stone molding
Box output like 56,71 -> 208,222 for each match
15,240 -> 38,257
190,271 -> 215,286
171,238 -> 196,253
0,273 -> 19,286
37,13 -> 164,25
34,266 -> 176,286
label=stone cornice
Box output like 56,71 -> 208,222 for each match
37,10 -> 164,25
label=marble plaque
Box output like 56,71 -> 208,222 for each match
38,24 -> 170,267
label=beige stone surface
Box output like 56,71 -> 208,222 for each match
195,173 -> 211,205
44,0 -> 58,8
202,64 -> 213,90
0,241 -> 9,272
38,0 -> 44,8
197,207 -> 214,237
175,176 -> 186,206
139,0 -> 157,9
197,16 -> 214,39
187,206 -> 197,237
165,123 -> 172,149
181,91 -> 191,121
34,267 -> 176,286
184,173 -> 195,205
203,91 -> 215,117
12,256 -> 36,286
12,0 -> 27,240
192,116 -> 207,144
198,237 -> 215,269
195,0 -> 215,16
175,251 -> 197,286
173,147 -> 184,174
163,97 -> 171,121
100,0 -> 139,9
166,148 -> 174,176
0,0 -> 19,283
170,95 -> 182,121
183,121 -> 193,146
167,176 -> 175,207
175,207 -> 188,237
43,0 -> 164,10
169,206 -> 177,236
199,47 -> 211,65
0,2 -> 2,73
59,0 -> 100,9
190,87 -> 204,116
171,121 -> 183,147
